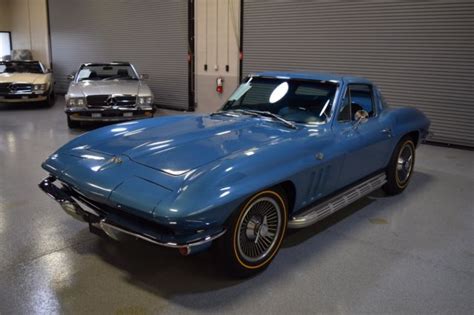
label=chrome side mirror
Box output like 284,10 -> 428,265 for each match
140,74 -> 149,80
67,73 -> 75,81
353,109 -> 369,129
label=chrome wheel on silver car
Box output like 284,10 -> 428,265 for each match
237,196 -> 282,263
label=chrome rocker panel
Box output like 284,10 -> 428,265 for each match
288,173 -> 387,229
38,176 -> 226,252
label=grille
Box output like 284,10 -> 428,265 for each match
0,83 -> 11,94
13,84 -> 33,92
63,184 -> 174,237
86,95 -> 108,106
0,83 -> 33,94
86,95 -> 137,108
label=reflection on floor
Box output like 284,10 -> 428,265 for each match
0,99 -> 473,314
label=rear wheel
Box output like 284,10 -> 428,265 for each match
67,115 -> 80,129
217,188 -> 288,277
383,137 -> 416,195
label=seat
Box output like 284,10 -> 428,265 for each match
88,71 -> 98,80
117,69 -> 129,77
350,103 -> 363,120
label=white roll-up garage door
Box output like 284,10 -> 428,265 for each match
48,0 -> 190,110
242,0 -> 474,147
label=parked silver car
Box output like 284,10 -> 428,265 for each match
65,62 -> 155,128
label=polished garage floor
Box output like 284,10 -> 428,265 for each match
0,100 -> 473,314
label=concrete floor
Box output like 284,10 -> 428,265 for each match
0,99 -> 473,315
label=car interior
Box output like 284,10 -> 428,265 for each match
228,79 -> 338,124
338,85 -> 375,122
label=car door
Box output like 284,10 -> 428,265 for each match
334,84 -> 393,187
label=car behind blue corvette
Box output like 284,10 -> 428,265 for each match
39,72 -> 430,276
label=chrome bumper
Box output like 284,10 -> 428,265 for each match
66,107 -> 155,122
0,95 -> 48,103
68,114 -> 153,122
38,176 -> 225,252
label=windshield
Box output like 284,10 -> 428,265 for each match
223,77 -> 338,124
0,61 -> 44,74
76,65 -> 138,81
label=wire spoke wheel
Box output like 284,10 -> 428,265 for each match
236,196 -> 282,263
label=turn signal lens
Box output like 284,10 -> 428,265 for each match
178,247 -> 191,256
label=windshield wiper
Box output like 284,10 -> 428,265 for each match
234,109 -> 297,129
210,110 -> 240,117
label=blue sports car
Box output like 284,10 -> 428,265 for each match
39,72 -> 430,276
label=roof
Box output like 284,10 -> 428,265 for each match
253,71 -> 372,85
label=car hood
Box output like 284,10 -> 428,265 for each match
67,80 -> 147,97
0,72 -> 49,84
63,114 -> 300,176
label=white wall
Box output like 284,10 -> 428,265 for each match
195,0 -> 241,113
7,0 -> 50,66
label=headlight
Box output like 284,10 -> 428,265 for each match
137,96 -> 153,105
68,97 -> 86,107
34,84 -> 47,91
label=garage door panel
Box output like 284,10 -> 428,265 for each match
243,0 -> 474,146
48,0 -> 189,110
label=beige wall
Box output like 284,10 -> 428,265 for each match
0,0 -> 10,30
195,0 -> 241,113
7,0 -> 50,66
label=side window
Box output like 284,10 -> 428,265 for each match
338,90 -> 351,122
77,69 -> 91,81
338,84 -> 375,122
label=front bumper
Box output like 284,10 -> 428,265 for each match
0,94 -> 48,103
65,107 -> 155,122
38,176 -> 226,252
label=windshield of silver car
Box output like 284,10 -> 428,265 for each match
0,61 -> 44,74
76,65 -> 138,81
222,77 -> 338,124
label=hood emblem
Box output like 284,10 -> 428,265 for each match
105,96 -> 117,106
8,84 -> 17,92
96,156 -> 123,172
110,156 -> 122,164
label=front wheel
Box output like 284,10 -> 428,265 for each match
217,188 -> 288,277
383,137 -> 416,195
67,115 -> 80,129
45,91 -> 55,107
